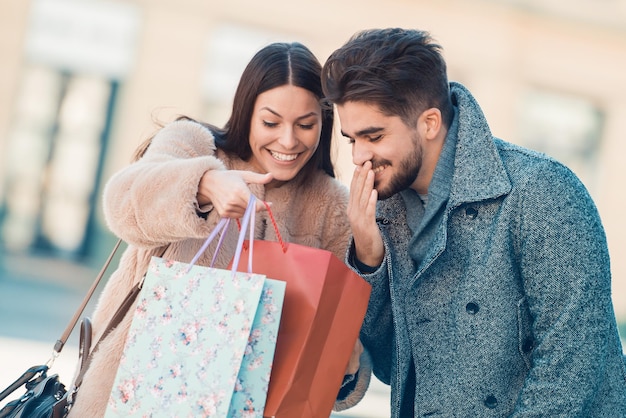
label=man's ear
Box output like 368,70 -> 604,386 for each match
418,108 -> 443,141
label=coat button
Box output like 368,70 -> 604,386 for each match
465,207 -> 478,218
465,302 -> 480,314
484,395 -> 498,409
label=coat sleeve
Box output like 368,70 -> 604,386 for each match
511,160 -> 615,417
102,120 -> 226,247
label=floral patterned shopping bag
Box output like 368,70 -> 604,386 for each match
105,196 -> 285,418
104,257 -> 267,418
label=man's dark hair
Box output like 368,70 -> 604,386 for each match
322,28 -> 453,127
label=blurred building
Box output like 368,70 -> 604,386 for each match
1,1 -> 625,315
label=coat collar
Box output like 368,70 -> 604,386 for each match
376,83 -> 511,221
447,82 -> 511,207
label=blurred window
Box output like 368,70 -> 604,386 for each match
25,0 -> 139,79
1,66 -> 116,257
0,0 -> 139,258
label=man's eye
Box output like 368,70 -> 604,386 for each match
263,121 -> 278,127
346,137 -> 355,145
368,135 -> 383,142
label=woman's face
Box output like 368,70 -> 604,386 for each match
248,84 -> 322,187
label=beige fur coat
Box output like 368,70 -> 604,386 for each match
67,120 -> 352,417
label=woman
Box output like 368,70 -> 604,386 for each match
66,42 -> 363,417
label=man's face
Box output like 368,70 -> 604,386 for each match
337,101 -> 423,199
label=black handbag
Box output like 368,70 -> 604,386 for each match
0,366 -> 66,418
0,240 -> 126,418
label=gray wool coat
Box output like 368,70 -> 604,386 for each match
347,83 -> 626,417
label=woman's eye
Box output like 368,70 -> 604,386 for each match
298,123 -> 314,130
263,121 -> 278,128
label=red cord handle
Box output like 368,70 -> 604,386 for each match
236,200 -> 287,253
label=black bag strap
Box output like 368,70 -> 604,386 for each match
71,282 -> 144,391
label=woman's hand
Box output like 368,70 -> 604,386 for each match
197,169 -> 273,218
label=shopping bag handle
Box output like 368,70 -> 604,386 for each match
237,200 -> 287,253
188,195 -> 257,274
262,200 -> 287,253
188,217 -> 231,268
230,194 -> 256,274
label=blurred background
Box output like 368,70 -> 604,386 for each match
0,0 -> 625,416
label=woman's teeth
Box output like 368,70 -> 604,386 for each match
270,151 -> 298,161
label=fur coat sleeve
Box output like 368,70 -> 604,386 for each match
102,119 -> 226,247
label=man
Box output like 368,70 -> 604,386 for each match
324,28 -> 626,417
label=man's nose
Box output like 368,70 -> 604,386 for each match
352,140 -> 372,166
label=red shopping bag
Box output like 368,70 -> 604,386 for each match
230,238 -> 371,418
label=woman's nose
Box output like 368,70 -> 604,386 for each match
277,127 -> 298,149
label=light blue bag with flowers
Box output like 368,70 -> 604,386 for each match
105,197 -> 285,418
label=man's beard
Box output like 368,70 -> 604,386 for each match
375,132 -> 422,200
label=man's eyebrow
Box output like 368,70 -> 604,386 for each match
341,126 -> 384,138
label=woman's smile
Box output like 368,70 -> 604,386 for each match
269,150 -> 300,162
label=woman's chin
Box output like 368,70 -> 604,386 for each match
268,163 -> 303,179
